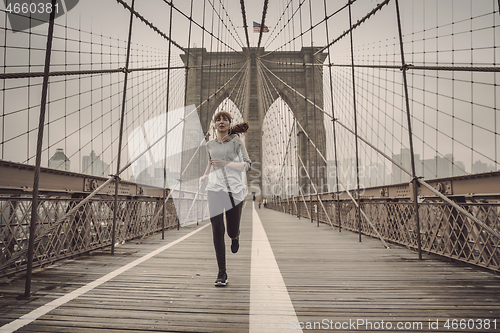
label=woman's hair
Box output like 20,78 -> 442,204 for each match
214,111 -> 249,135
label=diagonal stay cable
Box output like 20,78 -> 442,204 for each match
259,58 -> 500,241
239,0 -> 251,50
277,122 -> 299,208
314,0 -> 390,56
262,0 -> 294,49
260,0 -> 307,56
295,152 -> 335,230
116,0 -> 186,53
118,61 -> 248,175
161,0 -> 246,57
257,59 -> 345,233
214,0 -> 246,49
256,0 -> 269,50
295,120 -> 390,248
257,57 -> 388,246
258,58 -> 409,173
256,57 -> 300,214
296,174 -> 312,220
416,179 -> 500,240
0,60 -> 250,272
151,60 -> 251,226
264,0 -> 355,53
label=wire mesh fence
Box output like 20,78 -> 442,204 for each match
0,191 -> 207,278
268,196 -> 500,272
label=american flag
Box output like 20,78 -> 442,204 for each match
253,21 -> 269,33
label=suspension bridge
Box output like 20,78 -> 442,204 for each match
1,0 -> 500,332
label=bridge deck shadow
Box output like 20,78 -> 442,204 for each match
1,201 -> 499,332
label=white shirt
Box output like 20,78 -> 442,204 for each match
205,134 -> 251,203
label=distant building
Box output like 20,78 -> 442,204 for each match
447,154 -> 466,176
422,156 -> 449,179
331,150 -> 474,187
472,160 -> 495,174
422,155 -> 468,179
48,148 -> 70,171
82,150 -> 110,177
392,148 -> 420,183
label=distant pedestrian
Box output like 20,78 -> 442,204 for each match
258,198 -> 262,209
199,111 -> 251,287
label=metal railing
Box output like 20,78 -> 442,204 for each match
268,196 -> 500,273
0,192 -> 208,278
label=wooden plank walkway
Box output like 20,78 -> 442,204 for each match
1,201 -> 499,332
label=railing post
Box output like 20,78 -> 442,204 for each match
412,178 -> 422,259
337,195 -> 342,233
297,194 -> 300,220
394,0 -> 422,259
24,0 -> 57,297
162,189 -> 166,239
112,0 -> 136,255
357,194 -> 361,242
316,199 -> 319,227
177,184 -> 182,230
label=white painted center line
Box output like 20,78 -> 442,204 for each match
249,203 -> 302,333
0,223 -> 210,333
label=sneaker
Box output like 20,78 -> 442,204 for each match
231,237 -> 239,254
215,270 -> 227,287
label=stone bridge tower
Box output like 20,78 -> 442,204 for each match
181,47 -> 328,198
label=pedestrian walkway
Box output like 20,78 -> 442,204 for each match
1,201 -> 499,332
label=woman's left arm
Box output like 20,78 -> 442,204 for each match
210,159 -> 244,170
212,138 -> 251,171
234,138 -> 251,172
226,161 -> 245,171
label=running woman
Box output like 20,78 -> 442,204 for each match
199,111 -> 251,286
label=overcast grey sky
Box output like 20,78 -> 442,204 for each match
0,0 -> 498,182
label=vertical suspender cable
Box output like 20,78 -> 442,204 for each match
1,9 -> 6,160
216,0 -> 223,118
297,1 -> 313,222
184,0 -> 194,106
198,0 -> 207,225
302,2 -> 313,222
24,0 -> 57,297
284,1 -> 291,215
207,4 -> 215,133
394,0 -> 422,259
282,7 -> 292,212
179,0 -> 194,229
287,2 -> 299,217
162,0 -> 175,239
347,0 -> 362,242
112,0 -> 136,255
290,1 -> 301,219
308,0 -> 319,227
323,0 -> 342,232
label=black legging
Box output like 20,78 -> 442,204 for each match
207,190 -> 243,272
